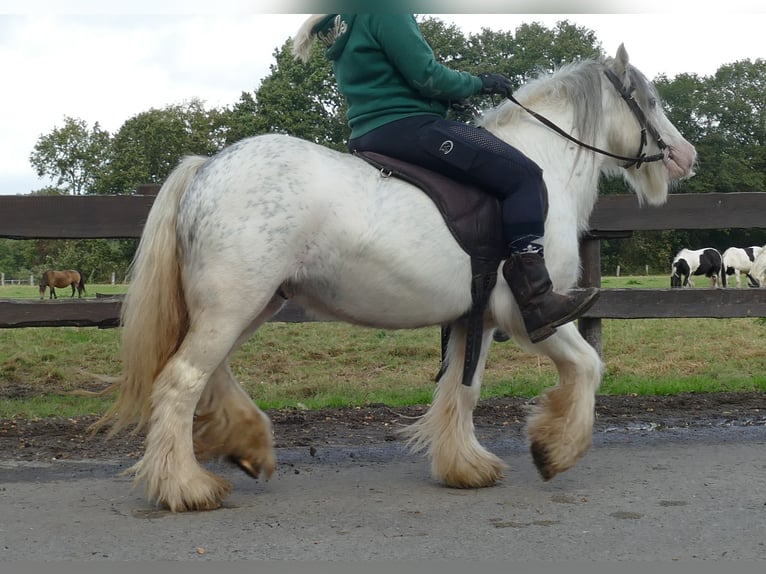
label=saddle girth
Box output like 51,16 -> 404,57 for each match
354,151 -> 508,387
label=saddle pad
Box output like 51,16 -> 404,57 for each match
355,151 -> 508,263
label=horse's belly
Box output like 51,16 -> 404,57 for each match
291,255 -> 473,329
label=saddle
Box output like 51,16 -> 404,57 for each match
355,151 -> 509,387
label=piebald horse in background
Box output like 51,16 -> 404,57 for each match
38,269 -> 86,299
670,248 -> 724,288
722,246 -> 763,287
97,41 -> 696,511
748,247 -> 766,288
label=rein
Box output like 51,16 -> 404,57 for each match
504,68 -> 668,169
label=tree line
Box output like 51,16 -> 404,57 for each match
2,16 -> 765,283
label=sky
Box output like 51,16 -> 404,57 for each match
1,2 -> 765,195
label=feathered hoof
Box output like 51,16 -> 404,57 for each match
139,464 -> 232,513
439,453 -> 506,489
229,452 -> 276,480
530,441 -> 557,481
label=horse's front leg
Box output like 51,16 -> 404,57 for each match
521,323 -> 604,480
401,322 -> 505,488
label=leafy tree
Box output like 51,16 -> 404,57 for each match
96,98 -> 225,195
29,116 -> 111,195
699,59 -> 766,193
252,39 -> 349,150
219,91 -> 263,146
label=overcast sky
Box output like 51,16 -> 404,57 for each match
1,5 -> 765,195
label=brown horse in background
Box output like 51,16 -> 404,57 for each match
39,269 -> 86,299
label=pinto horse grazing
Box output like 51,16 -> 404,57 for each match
748,247 -> 766,288
38,269 -> 86,299
722,246 -> 763,287
670,248 -> 724,288
96,43 -> 696,512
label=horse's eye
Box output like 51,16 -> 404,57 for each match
649,97 -> 657,109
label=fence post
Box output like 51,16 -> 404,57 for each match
578,237 -> 602,355
30,275 -> 34,286
111,272 -> 116,285
1,273 -> 4,286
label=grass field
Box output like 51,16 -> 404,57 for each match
1,276 -> 765,419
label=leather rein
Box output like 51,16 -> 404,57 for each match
505,67 -> 668,169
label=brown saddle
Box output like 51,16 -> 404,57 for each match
355,151 -> 509,387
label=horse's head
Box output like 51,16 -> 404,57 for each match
601,44 -> 697,206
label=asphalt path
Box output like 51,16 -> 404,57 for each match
1,425 -> 765,561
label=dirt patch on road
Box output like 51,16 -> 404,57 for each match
1,392 -> 764,463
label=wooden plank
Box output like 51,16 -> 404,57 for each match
3,288 -> 765,328
2,191 -> 766,240
581,288 -> 766,319
0,298 -> 123,328
0,299 -> 318,329
589,192 -> 766,232
0,195 -> 155,239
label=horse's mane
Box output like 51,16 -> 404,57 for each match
478,59 -> 607,150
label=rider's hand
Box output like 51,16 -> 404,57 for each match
479,73 -> 513,98
449,99 -> 473,114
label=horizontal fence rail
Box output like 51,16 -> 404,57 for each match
2,191 -> 766,353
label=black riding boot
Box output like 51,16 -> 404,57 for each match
503,252 -> 599,343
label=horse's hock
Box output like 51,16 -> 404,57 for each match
2,191 -> 766,350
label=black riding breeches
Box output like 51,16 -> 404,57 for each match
349,115 -> 547,244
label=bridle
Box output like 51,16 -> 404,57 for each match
504,66 -> 669,169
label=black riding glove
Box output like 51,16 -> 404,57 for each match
449,99 -> 473,113
479,73 -> 513,98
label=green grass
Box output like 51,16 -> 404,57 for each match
1,283 -> 128,299
1,277 -> 764,419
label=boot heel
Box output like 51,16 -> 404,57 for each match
528,325 -> 556,343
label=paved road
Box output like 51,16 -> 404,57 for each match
1,426 -> 765,561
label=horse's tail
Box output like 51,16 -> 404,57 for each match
95,156 -> 207,436
78,271 -> 86,294
292,14 -> 330,63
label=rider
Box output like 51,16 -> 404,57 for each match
295,14 -> 598,343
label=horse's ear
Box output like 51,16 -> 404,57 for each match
615,44 -> 630,72
612,43 -> 631,87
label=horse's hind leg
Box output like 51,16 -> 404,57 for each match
193,362 -> 276,479
401,322 -> 506,488
522,323 -> 603,480
192,296 -> 285,480
131,295 -> 284,511
130,313 -> 260,512
194,364 -> 276,478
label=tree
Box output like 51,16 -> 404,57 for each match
96,98 -> 225,195
219,92 -> 263,146
29,116 -> 111,195
699,59 -> 766,193
252,39 -> 349,150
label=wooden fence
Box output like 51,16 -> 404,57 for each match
2,189 -> 766,354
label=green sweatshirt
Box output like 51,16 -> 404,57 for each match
313,14 -> 484,139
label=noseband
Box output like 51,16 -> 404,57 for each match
506,66 -> 668,169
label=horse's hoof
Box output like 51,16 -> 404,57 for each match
530,442 -> 556,481
228,455 -> 275,480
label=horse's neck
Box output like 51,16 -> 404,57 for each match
485,105 -> 603,224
